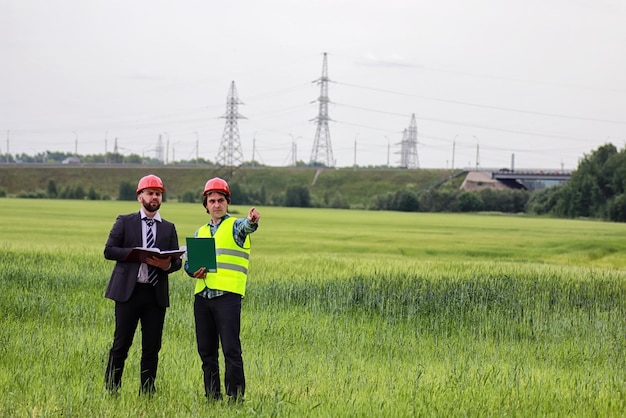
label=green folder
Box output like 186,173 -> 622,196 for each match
186,237 -> 217,273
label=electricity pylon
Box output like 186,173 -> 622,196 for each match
216,81 -> 246,171
309,52 -> 335,167
398,113 -> 419,169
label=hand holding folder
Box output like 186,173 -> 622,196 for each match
186,237 -> 217,273
125,247 -> 185,263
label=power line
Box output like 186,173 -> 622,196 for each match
336,81 -> 626,125
334,103 -> 596,143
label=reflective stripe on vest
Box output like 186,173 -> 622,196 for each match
194,217 -> 251,296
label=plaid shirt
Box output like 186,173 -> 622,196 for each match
186,214 -> 257,299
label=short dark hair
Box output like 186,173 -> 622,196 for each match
202,190 -> 230,207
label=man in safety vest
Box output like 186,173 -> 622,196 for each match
185,177 -> 260,402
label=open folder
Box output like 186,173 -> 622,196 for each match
186,237 -> 217,273
125,247 -> 185,263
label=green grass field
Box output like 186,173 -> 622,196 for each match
1,199 -> 625,417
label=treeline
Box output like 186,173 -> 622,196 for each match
15,181 -> 110,201
4,144 -> 625,222
367,143 -> 626,222
526,143 -> 626,222
234,143 -> 623,223
370,187 -> 529,213
5,150 -> 213,166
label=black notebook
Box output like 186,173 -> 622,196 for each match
125,247 -> 185,263
185,237 -> 217,273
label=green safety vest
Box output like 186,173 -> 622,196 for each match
194,217 -> 251,296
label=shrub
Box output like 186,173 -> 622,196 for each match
180,191 -> 198,203
458,191 -> 484,212
118,181 -> 136,201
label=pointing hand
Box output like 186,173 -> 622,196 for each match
248,207 -> 260,223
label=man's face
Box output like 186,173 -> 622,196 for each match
138,188 -> 162,213
205,191 -> 228,219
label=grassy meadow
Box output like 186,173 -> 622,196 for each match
1,199 -> 625,417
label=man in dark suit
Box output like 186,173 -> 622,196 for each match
103,174 -> 182,395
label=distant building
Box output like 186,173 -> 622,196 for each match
62,157 -> 81,164
460,171 -> 525,191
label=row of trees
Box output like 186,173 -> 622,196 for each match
6,150 -> 214,165
370,188 -> 529,213
15,181 -> 108,200
525,143 -> 626,222
6,150 -> 376,168
256,143 -> 626,222
5,144 -> 625,222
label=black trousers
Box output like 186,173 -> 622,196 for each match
194,292 -> 245,399
105,283 -> 166,393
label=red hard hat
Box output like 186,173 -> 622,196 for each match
203,177 -> 230,200
137,174 -> 165,194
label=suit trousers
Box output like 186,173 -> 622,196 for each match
105,283 -> 166,394
194,292 -> 245,399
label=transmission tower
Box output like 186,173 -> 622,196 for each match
309,52 -> 335,167
216,81 -> 246,168
398,113 -> 419,169
155,134 -> 164,162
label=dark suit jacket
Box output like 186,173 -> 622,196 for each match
104,212 -> 182,308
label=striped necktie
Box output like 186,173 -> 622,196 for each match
143,217 -> 159,286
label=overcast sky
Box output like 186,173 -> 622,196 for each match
1,0 -> 624,169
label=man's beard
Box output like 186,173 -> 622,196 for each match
142,199 -> 161,213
